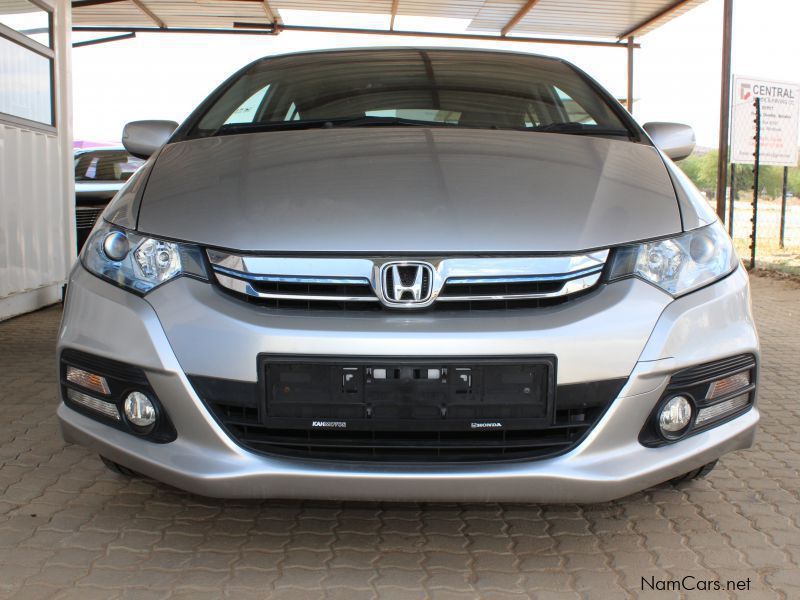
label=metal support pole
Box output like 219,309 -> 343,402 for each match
626,37 -> 635,114
750,98 -> 761,270
780,166 -> 788,249
728,163 -> 736,236
715,0 -> 734,220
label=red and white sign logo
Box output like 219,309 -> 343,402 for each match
740,83 -> 752,101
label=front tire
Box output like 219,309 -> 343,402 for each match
100,455 -> 138,477
670,460 -> 718,485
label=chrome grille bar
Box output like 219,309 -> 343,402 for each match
212,265 -> 368,286
214,273 -> 379,303
445,264 -> 603,285
207,250 -> 609,308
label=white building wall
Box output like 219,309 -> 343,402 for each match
0,0 -> 74,321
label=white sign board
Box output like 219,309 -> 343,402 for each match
731,76 -> 799,167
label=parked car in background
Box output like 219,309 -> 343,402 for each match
74,147 -> 144,251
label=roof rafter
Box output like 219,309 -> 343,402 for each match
618,0 -> 695,39
131,0 -> 166,29
390,0 -> 399,31
261,0 -> 281,25
501,0 -> 542,37
71,0 -> 708,43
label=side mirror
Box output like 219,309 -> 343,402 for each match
642,122 -> 696,162
122,120 -> 179,159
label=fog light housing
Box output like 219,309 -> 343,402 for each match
124,391 -> 157,429
658,395 -> 693,439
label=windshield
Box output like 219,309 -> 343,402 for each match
186,49 -> 634,139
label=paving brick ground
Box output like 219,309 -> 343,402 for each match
0,273 -> 798,599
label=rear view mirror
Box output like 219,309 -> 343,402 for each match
642,122 -> 696,162
122,120 -> 179,159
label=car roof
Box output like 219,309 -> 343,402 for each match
250,45 -> 563,65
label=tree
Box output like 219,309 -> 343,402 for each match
678,151 -> 718,194
787,163 -> 800,196
679,154 -> 800,199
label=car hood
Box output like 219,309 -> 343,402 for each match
138,128 -> 681,253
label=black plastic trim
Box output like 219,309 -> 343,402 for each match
639,354 -> 757,447
189,359 -> 626,465
60,349 -> 177,443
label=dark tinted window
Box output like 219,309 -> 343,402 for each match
74,150 -> 145,182
189,50 -> 630,138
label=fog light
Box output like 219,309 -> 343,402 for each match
66,366 -> 110,395
696,392 -> 750,426
658,395 -> 693,438
124,391 -> 157,428
67,388 -> 120,420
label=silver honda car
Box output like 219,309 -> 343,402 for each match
58,48 -> 759,502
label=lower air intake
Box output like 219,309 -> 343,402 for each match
190,359 -> 625,464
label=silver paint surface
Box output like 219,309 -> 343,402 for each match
57,265 -> 759,502
136,128 -> 681,252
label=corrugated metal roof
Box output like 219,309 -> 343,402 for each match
71,0 -> 708,40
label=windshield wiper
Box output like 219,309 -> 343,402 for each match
213,116 -> 453,136
527,122 -> 634,138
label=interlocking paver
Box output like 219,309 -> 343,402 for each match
0,273 -> 798,598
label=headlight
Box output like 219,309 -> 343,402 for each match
608,221 -> 739,296
82,220 -> 207,294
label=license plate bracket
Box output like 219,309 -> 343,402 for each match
259,356 -> 556,431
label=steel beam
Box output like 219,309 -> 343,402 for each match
715,0 -> 733,220
231,22 -> 639,48
501,0 -> 542,37
72,26 -> 275,35
73,31 -> 136,47
72,0 -> 126,7
626,37 -> 635,114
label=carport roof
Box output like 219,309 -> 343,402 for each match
71,0 -> 708,41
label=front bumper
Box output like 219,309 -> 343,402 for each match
58,264 -> 759,502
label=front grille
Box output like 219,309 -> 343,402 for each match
190,367 -> 625,464
243,279 -> 381,311
75,207 -> 104,230
208,251 -> 608,312
439,279 -> 565,298
208,409 -> 596,461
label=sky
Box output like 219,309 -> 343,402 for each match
70,0 -> 800,148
